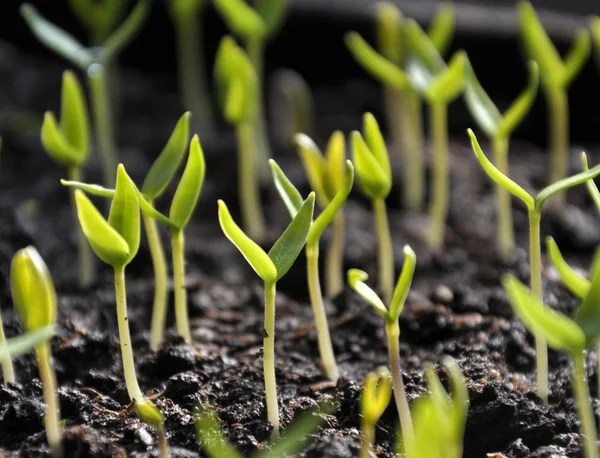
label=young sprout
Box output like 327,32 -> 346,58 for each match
469,130 -> 600,403
464,59 -> 539,259
10,246 -> 62,457
270,158 -> 354,381
359,367 -> 393,458
582,152 -> 600,211
214,36 -> 266,241
348,244 -> 417,447
503,275 -> 599,458
0,306 -> 15,386
21,1 -> 150,187
169,0 -> 215,137
218,193 -> 315,436
518,1 -> 590,201
403,357 -> 469,458
74,165 -> 167,453
591,17 -> 600,73
352,113 -> 395,304
66,0 -> 124,44
41,70 -> 95,288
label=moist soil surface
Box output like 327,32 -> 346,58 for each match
1,42 -> 600,458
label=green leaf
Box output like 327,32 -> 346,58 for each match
463,57 -> 502,138
443,356 -> 469,444
60,70 -> 90,161
407,395 -> 447,458
169,135 -> 205,230
213,0 -> 267,41
468,129 -> 534,210
575,251 -> 600,343
360,367 -> 393,425
296,133 -> 328,206
582,153 -> 600,211
562,28 -> 591,88
351,132 -> 390,200
268,193 -> 315,280
67,0 -> 124,43
269,160 -> 303,218
389,245 -> 416,322
0,326 -> 56,361
255,0 -> 288,38
195,408 -> 245,458
405,19 -> 446,74
10,247 -> 57,333
41,112 -> 82,168
425,50 -> 466,103
535,161 -> 600,212
591,16 -> 600,68
218,200 -> 277,282
376,2 -> 403,65
142,112 -> 191,200
502,275 -> 586,353
135,400 -> 164,428
325,130 -> 347,199
427,4 -> 455,57
546,236 -> 589,299
347,269 -> 389,319
61,180 -> 115,198
108,165 -> 141,264
363,113 -> 391,181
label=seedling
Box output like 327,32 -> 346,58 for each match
218,193 -> 315,436
169,0 -> 215,137
503,275 -> 599,458
464,59 -> 539,259
0,307 -> 15,386
74,165 -> 167,453
270,157 -> 354,381
469,129 -> 600,403
348,244 -> 417,446
10,246 -> 62,457
359,367 -> 393,458
66,0 -> 124,44
582,152 -> 600,211
21,1 -> 150,187
518,1 -> 590,202
214,36 -> 266,241
591,17 -> 600,73
41,70 -> 95,288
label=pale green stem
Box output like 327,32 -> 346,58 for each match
385,321 -> 414,446
325,211 -> 345,299
529,209 -> 548,404
263,280 -> 279,436
572,351 -> 599,458
236,122 -> 266,241
306,244 -> 339,381
68,167 -> 95,288
172,230 -> 191,343
373,198 -> 394,305
547,87 -> 569,205
359,419 -> 375,458
0,310 -> 15,386
428,101 -> 449,251
143,208 -> 169,352
158,427 -> 169,458
36,342 -> 62,458
492,137 -> 514,259
88,65 -> 118,188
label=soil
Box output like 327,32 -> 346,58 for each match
1,36 -> 600,458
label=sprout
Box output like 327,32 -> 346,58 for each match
348,244 -> 417,446
66,0 -> 124,44
214,36 -> 266,241
351,113 -> 394,304
20,1 -> 151,187
464,59 -> 539,259
0,307 -> 15,386
41,70 -> 95,289
518,1 -> 590,202
582,152 -> 600,211
503,275 -> 598,458
359,367 -> 393,458
270,157 -> 354,381
168,0 -> 215,137
591,16 -> 600,73
218,193 -> 315,436
10,246 -> 62,457
469,130 -> 600,403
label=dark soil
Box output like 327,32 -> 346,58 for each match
1,39 -> 600,458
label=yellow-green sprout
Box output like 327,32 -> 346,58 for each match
360,367 -> 393,458
10,246 -> 61,457
66,0 -> 124,44
0,307 -> 15,386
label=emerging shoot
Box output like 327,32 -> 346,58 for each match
0,305 -> 15,386
359,367 -> 393,458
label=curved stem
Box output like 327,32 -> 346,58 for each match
547,87 -> 569,205
263,280 -> 279,436
172,230 -> 191,343
373,198 -> 394,305
359,421 -> 375,458
492,137 -> 514,259
427,101 -> 449,251
325,211 -> 345,299
68,167 -> 95,288
0,310 -> 15,386
158,427 -> 169,458
572,351 -> 599,458
36,342 -> 62,458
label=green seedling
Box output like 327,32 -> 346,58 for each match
218,193 -> 315,436
214,36 -> 266,241
582,152 -> 600,211
74,165 -> 167,453
66,0 -> 124,44
403,357 -> 468,458
41,70 -> 95,288
464,59 -> 539,259
21,1 -> 150,187
169,0 -> 215,137
0,307 -> 15,386
348,244 -> 417,447
503,275 -> 599,458
469,129 -> 600,404
269,157 -> 354,382
359,367 -> 393,458
352,113 -> 394,304
591,17 -> 600,73
10,246 -> 62,457
518,1 -> 590,202
0,325 -> 56,362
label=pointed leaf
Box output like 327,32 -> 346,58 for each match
352,132 -> 390,200
60,70 -> 89,160
61,179 -> 115,198
535,161 -> 600,212
426,50 -> 466,103
213,0 -> 267,41
463,58 -> 502,138
581,152 -> 600,212
0,326 -> 56,360
546,236 -> 589,299
363,113 -> 391,181
575,251 -> 600,343
296,133 -> 328,206
405,53 -> 435,95
195,408 -> 245,458
376,2 -> 403,65
347,269 -> 389,319
361,367 -> 393,425
255,0 -> 288,38
269,160 -> 303,218
41,112 -> 82,168
428,4 -> 455,56
562,28 -> 591,88
108,165 -> 140,264
405,19 -> 446,74
389,245 -> 416,322
325,130 -> 347,198
224,77 -> 246,124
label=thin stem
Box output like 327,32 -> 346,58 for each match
428,101 -> 449,251
172,230 -> 191,343
492,137 -> 514,259
306,245 -> 339,381
547,87 -> 569,205
36,342 -> 62,458
143,208 -> 169,351
236,122 -> 266,241
385,321 -> 414,446
0,310 -> 15,386
68,167 -> 95,288
572,351 -> 599,458
263,280 -> 279,436
373,198 -> 394,305
359,420 -> 375,458
325,211 -> 345,299
158,427 -> 169,458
